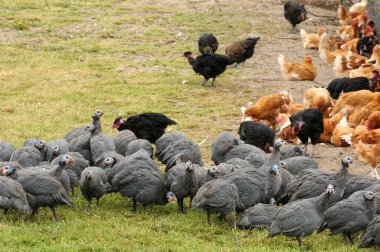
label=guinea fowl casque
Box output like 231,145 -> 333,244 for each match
225,36 -> 260,68
112,112 -> 176,143
183,51 -> 231,87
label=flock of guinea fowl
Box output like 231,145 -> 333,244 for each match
1,0 -> 380,249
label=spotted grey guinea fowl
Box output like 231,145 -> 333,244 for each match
359,215 -> 380,248
318,191 -> 377,244
0,174 -> 30,218
80,166 -> 110,210
198,33 -> 218,54
155,131 -> 188,160
278,156 -> 353,205
281,156 -> 319,175
125,139 -> 153,158
10,140 -> 46,167
237,198 -> 279,229
45,139 -> 69,162
2,165 -> 73,221
51,152 -> 89,180
113,129 -> 137,156
268,184 -> 335,247
68,124 -> 97,164
112,112 -> 177,144
48,154 -> 74,194
211,131 -> 242,165
94,151 -> 124,168
64,110 -> 104,143
192,178 -> 239,226
225,143 -> 267,168
0,141 -> 15,161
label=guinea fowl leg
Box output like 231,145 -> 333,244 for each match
178,199 -> 184,214
87,199 -> 92,210
96,198 -> 100,207
132,197 -> 137,213
3,209 -> 8,215
50,206 -> 60,221
296,237 -> 303,247
28,208 -> 38,221
207,211 -> 211,225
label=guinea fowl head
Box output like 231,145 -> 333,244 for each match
342,156 -> 353,167
326,184 -> 335,195
183,51 -> 193,58
364,191 -> 376,201
273,139 -> 284,151
51,145 -> 59,154
85,170 -> 93,181
270,164 -> 280,175
185,161 -> 193,171
112,117 -> 123,129
35,140 -> 46,150
58,154 -> 74,167
1,165 -> 15,176
86,124 -> 97,133
92,110 -> 104,120
208,166 -> 221,177
103,157 -> 115,167
166,191 -> 177,202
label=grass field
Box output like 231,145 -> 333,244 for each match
0,0 -> 377,251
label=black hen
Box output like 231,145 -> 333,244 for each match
112,112 -> 177,143
327,77 -> 371,99
357,35 -> 378,58
284,1 -> 307,33
225,37 -> 260,67
238,121 -> 275,153
289,108 -> 323,157
198,33 -> 218,54
183,51 -> 231,87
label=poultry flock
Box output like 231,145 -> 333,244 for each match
1,0 -> 380,250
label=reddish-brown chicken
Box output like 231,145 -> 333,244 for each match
319,113 -> 344,143
300,27 -> 326,49
278,54 -> 317,81
354,141 -> 380,179
366,111 -> 380,130
303,87 -> 332,117
243,92 -> 292,129
350,93 -> 380,126
329,90 -> 376,118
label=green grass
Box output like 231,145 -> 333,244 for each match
0,0 -> 376,251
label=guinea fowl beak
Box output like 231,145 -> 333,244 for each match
1,168 -> 6,176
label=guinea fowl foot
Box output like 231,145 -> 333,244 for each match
296,237 -> 303,247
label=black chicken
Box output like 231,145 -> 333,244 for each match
284,1 -> 307,33
357,35 -> 378,58
289,108 -> 323,158
327,77 -> 371,99
238,120 -> 275,153
225,37 -> 260,68
112,112 -> 177,143
183,51 -> 231,87
198,33 -> 218,54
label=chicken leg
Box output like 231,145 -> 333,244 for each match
369,166 -> 380,180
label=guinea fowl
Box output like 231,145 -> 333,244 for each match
348,190 -> 380,215
112,112 -> 176,144
10,140 -> 46,167
198,33 -> 218,54
268,184 -> 335,247
51,152 -> 89,180
0,141 -> 15,161
125,139 -> 153,157
280,145 -> 305,160
359,215 -> 380,248
48,154 -> 74,194
225,36 -> 260,68
113,129 -> 137,156
289,108 -> 324,157
166,161 -> 202,213
155,131 -> 188,160
192,178 -> 239,226
0,175 -> 30,218
111,150 -> 176,212
94,151 -> 124,168
284,1 -> 307,33
237,198 -> 279,229
80,166 -> 110,210
238,121 -> 275,153
159,138 -> 202,172
183,51 -> 231,87
342,175 -> 379,199
2,165 -> 73,221
279,156 -> 353,205
211,131 -> 242,165
90,129 -> 115,162
282,156 -> 319,175
225,144 -> 267,168
45,139 -> 69,162
68,124 -> 97,164
318,191 -> 377,244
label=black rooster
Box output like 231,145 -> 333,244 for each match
225,37 -> 260,68
112,112 -> 177,143
284,1 -> 307,33
198,33 -> 219,54
289,108 -> 323,158
183,51 -> 231,87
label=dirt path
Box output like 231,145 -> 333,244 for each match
196,0 -> 372,175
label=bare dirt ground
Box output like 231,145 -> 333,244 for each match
202,0 -> 373,175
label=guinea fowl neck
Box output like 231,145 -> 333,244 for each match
313,191 -> 333,213
92,117 -> 102,132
